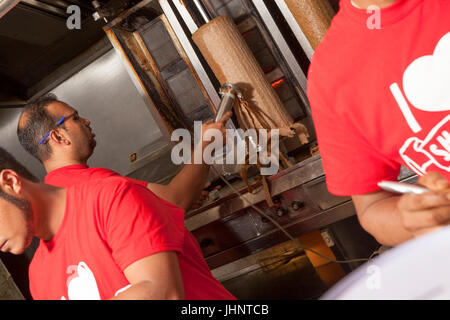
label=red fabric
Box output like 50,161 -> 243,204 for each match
307,0 -> 450,196
29,178 -> 236,300
45,165 -> 147,188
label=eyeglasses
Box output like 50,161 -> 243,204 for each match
38,116 -> 67,145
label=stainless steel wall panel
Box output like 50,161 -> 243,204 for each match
166,69 -> 209,116
142,21 -> 180,70
138,18 -> 212,122
213,0 -> 247,21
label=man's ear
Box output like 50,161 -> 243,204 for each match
0,169 -> 22,195
49,129 -> 70,146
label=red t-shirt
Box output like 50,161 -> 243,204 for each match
29,178 -> 236,300
45,165 -> 147,188
307,0 -> 450,196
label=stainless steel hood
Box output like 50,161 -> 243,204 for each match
0,0 -> 105,105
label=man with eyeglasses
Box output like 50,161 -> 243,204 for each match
0,146 -> 236,300
12,94 -> 236,300
17,93 -> 226,211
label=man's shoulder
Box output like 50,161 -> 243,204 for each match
45,165 -> 121,187
70,176 -> 139,194
82,166 -> 121,178
66,177 -> 150,222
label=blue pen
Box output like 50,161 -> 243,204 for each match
38,116 -> 66,145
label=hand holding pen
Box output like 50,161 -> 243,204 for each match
378,172 -> 450,239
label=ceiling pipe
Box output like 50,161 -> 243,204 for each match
0,0 -> 20,19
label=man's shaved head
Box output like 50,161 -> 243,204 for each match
17,94 -> 64,163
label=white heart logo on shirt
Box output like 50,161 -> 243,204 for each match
64,262 -> 101,300
403,32 -> 450,112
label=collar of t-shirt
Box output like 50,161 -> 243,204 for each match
341,0 -> 423,26
51,165 -> 89,173
45,165 -> 89,183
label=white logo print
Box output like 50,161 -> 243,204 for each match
62,262 -> 101,300
403,33 -> 450,112
61,262 -> 132,300
400,116 -> 450,175
389,32 -> 450,175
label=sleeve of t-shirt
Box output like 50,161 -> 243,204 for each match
99,180 -> 186,271
307,76 -> 400,196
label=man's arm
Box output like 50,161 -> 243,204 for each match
103,180 -> 186,300
147,163 -> 210,212
146,112 -> 232,211
111,251 -> 185,300
353,172 -> 450,246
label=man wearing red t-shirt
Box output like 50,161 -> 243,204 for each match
308,0 -> 450,245
17,95 -> 228,211
0,147 -> 235,300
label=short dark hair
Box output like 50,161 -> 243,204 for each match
17,93 -> 62,162
0,147 -> 38,182
0,147 -> 37,209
